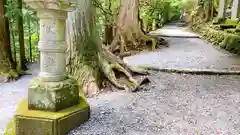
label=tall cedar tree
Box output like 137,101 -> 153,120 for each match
0,0 -> 15,73
17,0 -> 26,70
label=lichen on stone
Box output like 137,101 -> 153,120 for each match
28,77 -> 80,111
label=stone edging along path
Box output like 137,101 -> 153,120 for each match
139,67 -> 240,75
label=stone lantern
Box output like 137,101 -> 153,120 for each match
15,0 -> 90,135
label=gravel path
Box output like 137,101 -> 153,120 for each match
70,72 -> 240,135
1,25 -> 240,135
0,63 -> 39,135
149,25 -> 199,38
124,25 -> 240,71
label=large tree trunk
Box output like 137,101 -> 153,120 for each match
204,0 -> 215,21
67,0 -> 139,97
17,0 -> 27,70
0,0 -> 17,80
109,0 -> 157,55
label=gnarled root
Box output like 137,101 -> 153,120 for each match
98,46 -> 143,92
75,46 -> 150,97
109,28 -> 160,55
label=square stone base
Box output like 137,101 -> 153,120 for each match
28,77 -> 80,112
15,99 -> 90,135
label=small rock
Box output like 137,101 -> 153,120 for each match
0,75 -> 10,83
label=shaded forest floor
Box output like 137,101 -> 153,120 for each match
1,24 -> 240,135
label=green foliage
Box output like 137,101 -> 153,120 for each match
236,22 -> 240,32
5,0 -> 40,65
179,0 -> 198,10
93,0 -> 120,40
139,0 -> 195,33
220,19 -> 239,29
224,28 -> 237,34
192,23 -> 240,55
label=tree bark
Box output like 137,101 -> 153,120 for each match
0,0 -> 17,77
104,25 -> 113,45
17,0 -> 26,70
110,0 -> 157,55
28,18 -> 32,62
10,22 -> 17,63
67,0 -> 138,97
204,0 -> 215,21
104,0 -> 113,45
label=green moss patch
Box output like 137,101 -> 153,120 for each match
225,19 -> 239,25
235,22 -> 240,32
3,97 -> 89,135
220,19 -> 239,29
19,98 -> 88,119
192,23 -> 240,54
3,119 -> 15,135
224,28 -> 237,34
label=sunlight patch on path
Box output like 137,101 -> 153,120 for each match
149,25 -> 200,38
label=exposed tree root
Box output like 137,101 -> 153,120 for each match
71,45 -> 150,97
68,0 -> 153,97
99,46 -> 150,91
109,29 -> 163,56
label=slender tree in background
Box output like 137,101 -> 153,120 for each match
0,0 -> 16,74
27,17 -> 32,62
17,0 -> 26,70
10,22 -> 17,63
104,0 -> 114,45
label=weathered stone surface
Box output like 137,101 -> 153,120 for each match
23,0 -> 76,82
28,77 -> 80,112
37,9 -> 68,82
24,0 -> 76,11
15,99 -> 89,135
